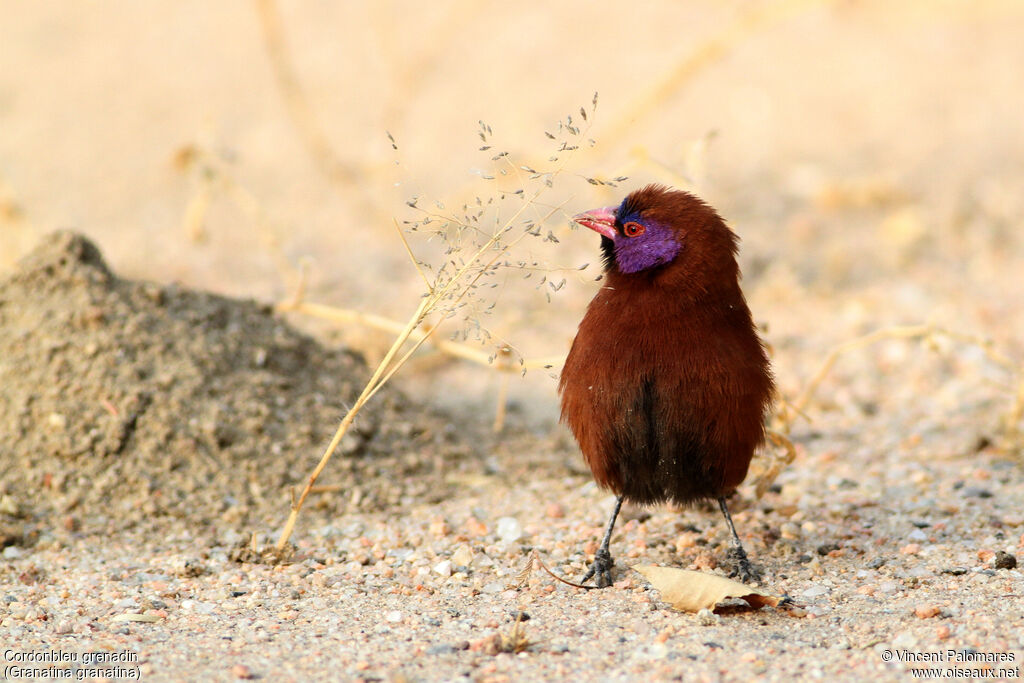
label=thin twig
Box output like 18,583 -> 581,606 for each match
493,374 -> 511,433
394,218 -> 432,291
275,102 -> 602,547
516,550 -> 598,591
276,300 -> 563,371
253,0 -> 357,187
176,145 -> 300,291
275,296 -> 430,549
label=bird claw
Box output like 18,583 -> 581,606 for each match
727,546 -> 762,585
581,547 -> 615,588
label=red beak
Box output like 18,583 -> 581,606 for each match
573,206 -> 618,240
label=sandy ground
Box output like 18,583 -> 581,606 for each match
2,2 -> 1024,681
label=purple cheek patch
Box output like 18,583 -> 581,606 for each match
614,223 -> 682,274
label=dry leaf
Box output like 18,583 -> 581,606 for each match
634,565 -> 785,613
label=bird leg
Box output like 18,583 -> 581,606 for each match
717,497 -> 762,584
581,496 -> 623,588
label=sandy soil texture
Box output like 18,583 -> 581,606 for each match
2,2 -> 1023,682
2,231 -> 1021,683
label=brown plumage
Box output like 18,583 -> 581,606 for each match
559,185 -> 774,587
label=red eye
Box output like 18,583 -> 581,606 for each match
623,221 -> 645,237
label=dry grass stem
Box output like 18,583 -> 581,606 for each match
275,295 -> 431,550
748,429 -> 798,499
601,0 -> 834,148
253,0 -> 357,188
175,144 -> 301,291
493,372 -> 511,433
276,300 -> 563,372
275,130 -> 593,546
515,550 -> 596,591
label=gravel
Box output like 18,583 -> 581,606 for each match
1,235 -> 1022,681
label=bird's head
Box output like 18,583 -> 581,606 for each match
573,184 -> 738,282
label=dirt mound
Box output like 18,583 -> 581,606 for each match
0,232 -> 473,545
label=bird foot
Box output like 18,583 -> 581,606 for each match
581,547 -> 615,588
726,546 -> 762,585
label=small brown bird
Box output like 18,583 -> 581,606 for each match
559,185 -> 774,587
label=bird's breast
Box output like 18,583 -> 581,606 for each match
559,282 -> 772,503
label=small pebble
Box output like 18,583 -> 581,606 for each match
892,631 -> 917,648
465,518 -> 488,537
645,642 -> 669,660
451,545 -> 474,567
231,664 -> 255,679
496,517 -> 523,544
914,604 -> 940,619
181,600 -> 216,615
802,585 -> 828,598
545,503 -> 565,519
0,496 -> 20,516
696,608 -> 719,626
674,533 -> 699,553
993,551 -> 1017,569
429,517 -> 450,538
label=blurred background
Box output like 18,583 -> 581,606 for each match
2,0 -> 1022,433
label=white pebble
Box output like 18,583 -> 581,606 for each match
893,631 -> 918,648
433,560 -> 453,577
451,545 -> 474,567
496,517 -> 523,544
802,585 -> 829,598
696,608 -> 719,625
181,600 -> 216,614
